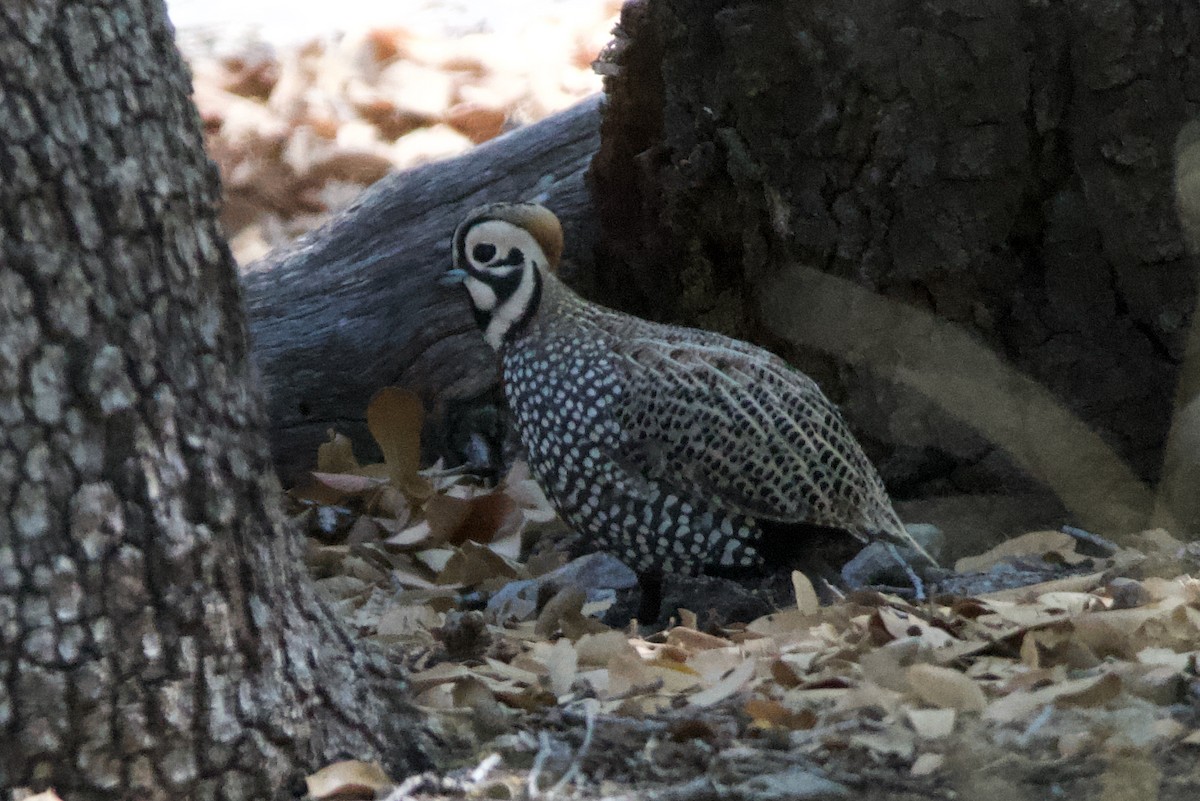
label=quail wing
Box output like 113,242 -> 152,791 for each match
605,326 -> 920,553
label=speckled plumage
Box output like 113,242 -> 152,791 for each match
449,203 -> 932,578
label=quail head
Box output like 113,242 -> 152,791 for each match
445,202 -> 935,618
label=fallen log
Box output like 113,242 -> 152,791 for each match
244,96 -> 603,486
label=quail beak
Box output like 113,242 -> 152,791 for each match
440,267 -> 468,287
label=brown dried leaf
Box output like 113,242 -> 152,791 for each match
770,658 -> 803,688
906,664 -> 987,712
314,575 -> 370,602
340,555 -> 387,584
851,730 -> 915,760
745,697 -> 818,730
746,608 -> 818,638
427,491 -> 520,546
955,530 -> 1078,573
688,657 -> 757,707
576,629 -> 638,666
905,707 -> 956,739
385,520 -> 434,548
688,646 -> 752,685
984,672 -> 1122,722
344,516 -> 383,545
438,541 -> 521,586
488,527 -> 524,561
309,472 -> 387,496
377,604 -> 443,637
534,637 -> 579,697
1071,604 -> 1179,659
369,486 -> 411,523
484,656 -> 542,686
389,562 -> 442,590
504,461 -> 558,524
409,662 -> 471,692
288,474 -> 350,506
535,587 -> 586,638
365,387 -> 433,499
979,571 -> 1108,603
606,653 -> 658,697
875,607 -> 957,649
494,685 -> 558,711
415,548 -> 456,575
317,429 -> 360,473
305,760 -> 392,800
1056,671 -> 1122,707
910,753 -> 944,777
666,627 -> 731,652
792,570 -> 820,615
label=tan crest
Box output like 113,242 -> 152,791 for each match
469,202 -> 564,271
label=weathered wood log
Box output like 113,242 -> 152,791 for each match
244,96 -> 603,486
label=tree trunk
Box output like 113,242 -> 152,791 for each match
587,0 -> 1200,538
0,3 -> 429,798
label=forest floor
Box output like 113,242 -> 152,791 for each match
290,390 -> 1200,801
176,9 -> 1200,800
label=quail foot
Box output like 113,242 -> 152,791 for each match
445,202 -> 936,622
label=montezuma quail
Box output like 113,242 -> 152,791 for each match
446,202 -> 934,612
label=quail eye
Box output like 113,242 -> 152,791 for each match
472,243 -> 497,263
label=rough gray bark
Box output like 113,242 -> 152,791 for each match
243,97 -> 602,487
0,2 -> 428,798
587,0 -> 1200,539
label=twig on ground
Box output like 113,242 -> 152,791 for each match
383,752 -> 504,800
546,698 -> 599,797
527,699 -> 600,799
1060,525 -> 1120,557
527,731 -> 554,799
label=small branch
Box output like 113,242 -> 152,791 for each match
546,699 -> 598,798
1060,525 -> 1120,557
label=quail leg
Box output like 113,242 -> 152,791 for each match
635,569 -> 664,625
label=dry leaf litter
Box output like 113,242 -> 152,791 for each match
180,3 -> 621,265
289,388 -> 1200,800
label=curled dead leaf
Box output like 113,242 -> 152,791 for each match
305,760 -> 392,800
427,491 -> 520,546
955,530 -> 1079,573
366,387 -> 433,500
688,657 -> 757,707
438,540 -> 522,586
745,697 -> 818,730
874,607 -> 958,649
494,685 -> 558,711
904,707 -> 956,739
906,663 -> 987,712
317,429 -> 360,474
666,627 -> 731,652
792,570 -> 820,615
910,753 -> 944,776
